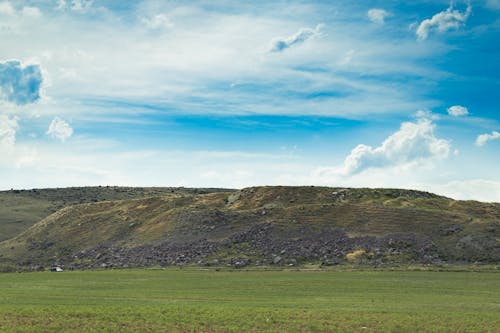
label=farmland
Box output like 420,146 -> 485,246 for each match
0,268 -> 499,332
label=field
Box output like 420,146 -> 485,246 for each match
0,269 -> 499,332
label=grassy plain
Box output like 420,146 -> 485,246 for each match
0,269 -> 499,332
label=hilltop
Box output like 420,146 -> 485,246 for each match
0,186 -> 498,270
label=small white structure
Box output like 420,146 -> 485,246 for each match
50,266 -> 63,272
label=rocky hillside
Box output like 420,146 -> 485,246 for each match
0,186 -> 498,270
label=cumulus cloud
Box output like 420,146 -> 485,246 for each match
0,59 -> 43,105
269,24 -> 323,52
367,9 -> 391,24
46,117 -> 73,142
142,14 -> 173,30
475,131 -> 500,146
0,114 -> 18,147
416,3 -> 471,40
322,119 -> 450,176
447,105 -> 469,116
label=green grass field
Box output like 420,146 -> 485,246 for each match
0,269 -> 499,332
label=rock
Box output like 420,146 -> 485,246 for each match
321,258 -> 339,266
233,259 -> 248,268
273,256 -> 282,264
441,224 -> 463,236
486,226 -> 496,233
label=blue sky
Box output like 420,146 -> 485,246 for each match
0,0 -> 499,201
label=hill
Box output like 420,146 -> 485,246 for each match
0,186 -> 232,242
0,186 -> 498,270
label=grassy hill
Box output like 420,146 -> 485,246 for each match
0,186 -> 498,270
0,186 -> 232,242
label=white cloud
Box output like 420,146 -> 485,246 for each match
447,105 -> 468,116
22,6 -> 41,18
0,2 -> 40,18
421,179 -> 500,202
56,0 -> 66,10
46,117 -> 73,142
0,143 -> 301,190
416,3 -> 471,40
0,2 -> 496,204
308,166 -> 500,202
0,2 -> 445,118
0,114 -> 18,147
339,49 -> 355,65
367,9 -> 391,24
0,1 -> 14,16
142,14 -> 173,30
0,137 -> 497,202
269,24 -> 323,52
70,0 -> 93,12
475,130 -> 500,146
55,0 -> 92,12
319,119 -> 450,177
0,59 -> 44,105
414,109 -> 440,120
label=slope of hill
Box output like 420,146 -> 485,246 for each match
0,186 -> 498,270
0,186 -> 232,242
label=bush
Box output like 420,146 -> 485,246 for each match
0,263 -> 21,273
346,249 -> 373,264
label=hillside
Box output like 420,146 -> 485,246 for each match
0,186 -> 232,242
0,186 -> 498,270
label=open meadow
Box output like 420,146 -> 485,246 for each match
0,269 -> 499,332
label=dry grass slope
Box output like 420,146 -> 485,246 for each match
0,186 -> 232,242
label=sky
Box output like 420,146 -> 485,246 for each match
0,0 -> 499,202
